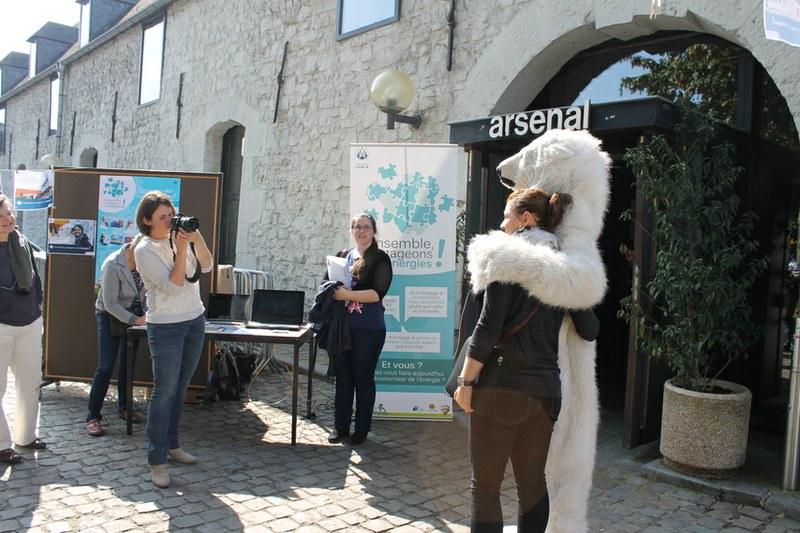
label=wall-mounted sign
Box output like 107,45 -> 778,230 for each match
14,170 -> 54,210
765,0 -> 800,47
487,99 -> 590,139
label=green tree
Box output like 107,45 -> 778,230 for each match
619,102 -> 770,391
621,43 -> 798,149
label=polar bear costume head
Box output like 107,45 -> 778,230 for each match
467,129 -> 611,309
497,128 -> 611,245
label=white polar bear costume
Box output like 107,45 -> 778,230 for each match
466,129 -> 611,532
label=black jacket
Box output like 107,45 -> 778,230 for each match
308,280 -> 351,354
467,281 -> 599,399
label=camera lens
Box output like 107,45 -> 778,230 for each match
171,215 -> 200,232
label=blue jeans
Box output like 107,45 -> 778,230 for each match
332,327 -> 385,434
86,312 -> 137,422
145,314 -> 205,465
469,392 -> 560,533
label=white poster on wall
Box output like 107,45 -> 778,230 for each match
350,143 -> 459,420
765,0 -> 800,47
14,170 -> 54,210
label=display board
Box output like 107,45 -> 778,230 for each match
43,168 -> 222,388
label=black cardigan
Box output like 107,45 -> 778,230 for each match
467,281 -> 599,399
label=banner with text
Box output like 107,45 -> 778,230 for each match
95,175 -> 182,285
350,143 -> 458,420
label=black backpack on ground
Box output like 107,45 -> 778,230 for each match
202,348 -> 243,403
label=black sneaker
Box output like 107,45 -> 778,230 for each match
348,432 -> 367,446
328,429 -> 350,443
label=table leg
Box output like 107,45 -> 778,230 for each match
306,335 -> 316,418
126,332 -> 136,436
292,344 -> 299,446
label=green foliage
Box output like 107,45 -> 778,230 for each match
455,202 -> 467,265
621,43 -> 798,150
618,103 -> 769,391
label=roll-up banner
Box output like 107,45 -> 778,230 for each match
350,143 -> 458,420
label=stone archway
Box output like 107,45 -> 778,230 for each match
455,1 -> 800,135
79,147 -> 98,168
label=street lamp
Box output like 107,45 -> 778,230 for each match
369,70 -> 422,130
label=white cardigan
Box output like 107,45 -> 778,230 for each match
134,236 -> 212,324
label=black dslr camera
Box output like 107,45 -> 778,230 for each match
170,213 -> 200,232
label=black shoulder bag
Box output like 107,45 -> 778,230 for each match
445,302 -> 541,415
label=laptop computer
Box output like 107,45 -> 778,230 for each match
206,293 -> 250,324
246,289 -> 306,330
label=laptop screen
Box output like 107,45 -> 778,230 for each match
251,290 -> 305,325
207,293 -> 250,321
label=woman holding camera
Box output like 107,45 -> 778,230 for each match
134,191 -> 212,488
85,234 -> 147,437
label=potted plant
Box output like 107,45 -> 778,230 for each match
619,102 -> 769,479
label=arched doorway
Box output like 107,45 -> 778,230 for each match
218,125 -> 244,265
79,147 -> 98,167
451,30 -> 800,447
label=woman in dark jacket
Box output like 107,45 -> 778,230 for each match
327,213 -> 393,446
454,189 -> 599,532
73,224 -> 92,249
85,234 -> 147,436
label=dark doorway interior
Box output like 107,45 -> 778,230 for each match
454,97 -> 800,448
219,125 -> 244,265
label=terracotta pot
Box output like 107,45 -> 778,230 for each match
660,379 -> 752,479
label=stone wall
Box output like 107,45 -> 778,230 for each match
2,0 -> 799,297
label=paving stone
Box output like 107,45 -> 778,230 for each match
2,369 -> 799,532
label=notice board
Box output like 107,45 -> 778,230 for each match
43,168 -> 222,388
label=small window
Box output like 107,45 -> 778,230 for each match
49,76 -> 60,134
28,41 -> 37,78
80,1 -> 91,47
139,16 -> 165,105
0,107 -> 6,155
336,0 -> 400,40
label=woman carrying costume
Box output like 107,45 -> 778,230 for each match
85,234 -> 148,437
134,191 -> 213,488
454,188 -> 599,532
327,213 -> 393,446
0,194 -> 47,464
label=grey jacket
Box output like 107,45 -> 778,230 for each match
95,243 -> 147,325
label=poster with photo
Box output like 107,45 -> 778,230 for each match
14,170 -> 54,210
95,175 -> 182,284
48,218 -> 97,255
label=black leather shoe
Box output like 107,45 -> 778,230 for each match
0,448 -> 23,464
349,432 -> 367,446
328,429 -> 350,443
18,437 -> 47,450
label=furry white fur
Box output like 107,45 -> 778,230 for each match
467,129 -> 611,532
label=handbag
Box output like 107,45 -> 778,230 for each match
108,293 -> 144,337
108,313 -> 132,337
445,303 -> 541,414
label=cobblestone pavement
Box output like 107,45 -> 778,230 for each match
2,351 -> 800,532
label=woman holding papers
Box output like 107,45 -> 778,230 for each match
327,213 -> 393,446
134,191 -> 213,488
